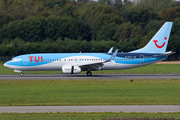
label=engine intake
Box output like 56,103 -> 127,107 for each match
62,65 -> 81,74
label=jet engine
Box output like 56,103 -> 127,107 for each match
62,65 -> 81,74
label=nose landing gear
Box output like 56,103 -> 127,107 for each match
20,73 -> 24,77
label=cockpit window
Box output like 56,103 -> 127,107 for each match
11,59 -> 21,62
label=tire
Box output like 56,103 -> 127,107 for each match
20,73 -> 24,77
87,71 -> 92,76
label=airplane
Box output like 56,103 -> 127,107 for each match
4,22 -> 174,76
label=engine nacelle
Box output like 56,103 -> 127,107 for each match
62,65 -> 81,74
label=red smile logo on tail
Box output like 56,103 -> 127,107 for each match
153,37 -> 167,48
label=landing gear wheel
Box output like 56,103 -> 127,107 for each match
20,73 -> 24,77
86,71 -> 92,76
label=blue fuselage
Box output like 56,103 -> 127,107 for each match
4,52 -> 166,72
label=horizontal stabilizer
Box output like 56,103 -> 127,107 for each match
153,51 -> 175,57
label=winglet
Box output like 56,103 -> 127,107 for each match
106,49 -> 119,62
111,49 -> 119,60
108,47 -> 114,53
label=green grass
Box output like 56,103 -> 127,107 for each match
1,64 -> 180,74
0,112 -> 180,120
0,79 -> 180,106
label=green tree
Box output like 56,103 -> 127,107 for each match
160,6 -> 180,21
96,23 -> 117,41
77,20 -> 91,41
123,9 -> 161,27
168,17 -> 180,54
113,0 -> 125,13
132,0 -> 174,11
78,4 -> 122,39
112,22 -> 142,42
143,20 -> 165,35
90,40 -> 115,52
45,0 -> 68,8
0,44 -> 8,56
53,4 -> 77,17
9,37 -> 25,55
0,14 -> 14,29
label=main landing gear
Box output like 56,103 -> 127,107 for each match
20,73 -> 24,77
86,71 -> 92,76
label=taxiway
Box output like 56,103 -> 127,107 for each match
0,105 -> 180,113
0,73 -> 180,80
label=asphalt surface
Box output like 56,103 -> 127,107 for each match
0,73 -> 180,80
1,105 -> 180,113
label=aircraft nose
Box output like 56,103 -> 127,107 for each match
4,62 -> 9,68
3,62 -> 7,67
3,61 -> 10,68
3,61 -> 14,70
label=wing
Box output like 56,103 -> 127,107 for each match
79,49 -> 119,70
79,61 -> 105,70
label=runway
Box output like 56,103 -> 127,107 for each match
1,105 -> 180,113
0,73 -> 180,80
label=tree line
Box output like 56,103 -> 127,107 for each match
0,0 -> 180,56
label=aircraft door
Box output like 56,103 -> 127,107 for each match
140,55 -> 144,63
23,56 -> 28,65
